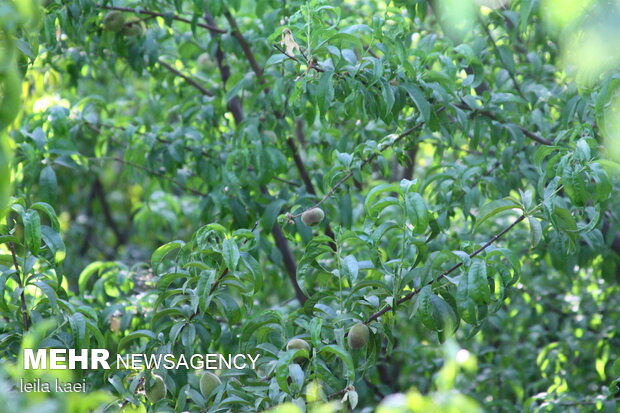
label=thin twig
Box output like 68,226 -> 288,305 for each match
365,213 -> 527,323
98,4 -> 226,33
158,59 -> 213,96
455,102 -> 553,145
94,157 -> 208,197
273,176 -> 300,186
273,44 -> 325,72
273,44 -> 302,64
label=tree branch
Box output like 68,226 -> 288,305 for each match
94,156 -> 208,197
271,223 -> 307,304
93,178 -> 128,246
223,10 -> 264,80
79,181 -> 98,256
272,44 -> 325,73
285,136 -> 336,248
455,102 -> 553,145
203,11 -> 244,124
158,59 -> 214,97
98,4 -> 226,33
365,214 -> 526,324
203,11 -> 304,304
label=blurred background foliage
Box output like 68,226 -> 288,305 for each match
1,0 -> 620,411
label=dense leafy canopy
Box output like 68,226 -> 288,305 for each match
1,0 -> 620,412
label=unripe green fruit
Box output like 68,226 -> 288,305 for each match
199,371 -> 221,398
103,11 -> 125,32
301,207 -> 324,226
145,374 -> 166,403
286,338 -> 311,363
197,53 -> 212,71
347,323 -> 370,349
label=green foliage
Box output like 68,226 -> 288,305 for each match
1,0 -> 620,412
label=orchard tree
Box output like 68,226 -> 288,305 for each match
1,0 -> 620,412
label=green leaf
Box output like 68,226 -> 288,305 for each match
310,317 -> 323,348
85,318 -> 106,348
22,209 -> 41,254
78,262 -> 118,294
32,280 -> 58,311
341,255 -> 359,283
611,358 -> 620,377
240,310 -> 283,343
497,46 -> 515,74
265,53 -> 287,66
40,225 -> 66,263
275,349 -> 306,394
319,344 -> 355,384
456,277 -> 478,325
151,240 -> 185,272
38,165 -> 57,204
406,192 -> 429,234
468,259 -> 490,305
402,83 -> 431,122
0,270 -> 15,312
381,79 -> 395,116
364,183 -> 401,216
552,206 -> 578,233
117,330 -> 158,352
31,202 -> 60,232
418,286 -> 457,334
68,312 -> 86,351
152,308 -> 187,325
0,235 -> 18,245
222,238 -> 240,271
214,292 -> 243,324
431,294 -> 458,335
474,199 -> 520,231
520,0 -> 535,31
262,200 -> 285,232
418,285 -> 436,330
317,72 -> 334,117
528,216 -> 542,247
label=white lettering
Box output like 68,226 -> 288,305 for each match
232,354 -> 246,369
92,349 -> 110,369
190,354 -> 204,369
24,349 -> 45,369
68,349 -> 89,369
49,349 -> 66,369
247,354 -> 260,369
131,354 -> 142,369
